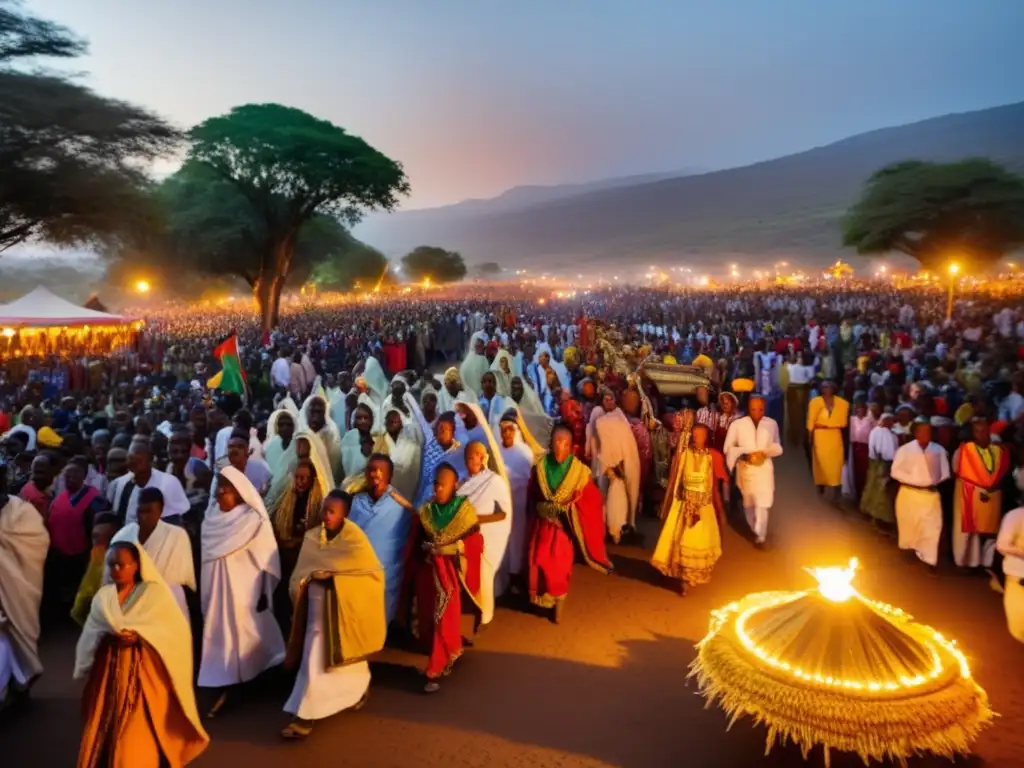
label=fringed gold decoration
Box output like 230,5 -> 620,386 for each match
689,581 -> 994,767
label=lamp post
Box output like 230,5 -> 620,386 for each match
946,263 -> 959,321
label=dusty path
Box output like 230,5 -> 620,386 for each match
3,454 -> 1021,767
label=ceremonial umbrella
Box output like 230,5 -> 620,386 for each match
689,559 -> 992,766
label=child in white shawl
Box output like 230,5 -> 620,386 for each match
198,466 -> 286,716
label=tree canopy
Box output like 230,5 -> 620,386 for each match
842,158 -> 1024,270
184,103 -> 409,328
0,1 -> 181,252
101,159 -> 382,298
401,246 -> 467,284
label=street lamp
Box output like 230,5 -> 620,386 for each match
946,263 -> 960,321
135,280 -> 151,294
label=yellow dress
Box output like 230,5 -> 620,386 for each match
651,450 -> 721,585
807,396 -> 849,487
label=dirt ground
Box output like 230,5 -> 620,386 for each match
3,453 -> 1022,767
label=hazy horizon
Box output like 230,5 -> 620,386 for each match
21,0 -> 1024,212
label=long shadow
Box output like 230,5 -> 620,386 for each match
1,623 -> 993,768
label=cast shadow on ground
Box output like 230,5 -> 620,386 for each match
203,634 -> 982,768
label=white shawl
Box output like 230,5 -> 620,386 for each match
298,394 -> 343,482
0,496 -> 48,680
203,467 -> 281,584
460,331 -> 491,394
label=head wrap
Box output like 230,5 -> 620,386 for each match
444,367 -> 461,386
37,426 -> 63,448
732,378 -> 754,393
563,346 -> 580,368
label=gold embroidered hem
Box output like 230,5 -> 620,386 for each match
651,496 -> 721,586
530,593 -> 564,609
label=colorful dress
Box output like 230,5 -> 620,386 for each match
807,396 -> 849,487
406,497 -> 484,680
651,449 -> 725,585
526,455 -> 612,609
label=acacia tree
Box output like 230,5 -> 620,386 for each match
0,1 -> 181,251
842,158 -> 1024,270
185,104 -> 408,329
401,245 -> 467,283
101,159 -> 372,298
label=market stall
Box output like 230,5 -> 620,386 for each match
0,285 -> 140,360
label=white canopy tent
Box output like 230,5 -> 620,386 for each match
0,286 -> 128,328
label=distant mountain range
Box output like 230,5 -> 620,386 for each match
358,101 -> 1024,272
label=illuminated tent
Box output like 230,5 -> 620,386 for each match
690,559 -> 992,766
0,286 -> 127,328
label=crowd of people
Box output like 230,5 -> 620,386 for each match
2,279 -> 1024,765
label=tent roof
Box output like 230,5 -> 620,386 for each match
0,286 -> 128,328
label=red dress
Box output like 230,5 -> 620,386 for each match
526,457 -> 612,608
405,498 -> 484,680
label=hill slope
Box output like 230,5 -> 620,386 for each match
363,101 -> 1024,271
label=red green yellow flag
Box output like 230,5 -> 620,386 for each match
207,334 -> 247,394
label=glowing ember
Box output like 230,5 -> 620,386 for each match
807,557 -> 859,603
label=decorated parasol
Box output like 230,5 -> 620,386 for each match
689,559 -> 993,766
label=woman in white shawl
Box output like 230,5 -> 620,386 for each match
455,413 -> 512,624
496,412 -> 543,585
263,409 -> 297,479
340,403 -> 378,483
460,331 -> 491,394
590,392 -> 642,543
437,367 -> 475,415
528,342 -> 569,398
299,394 -> 343,483
360,357 -> 390,408
373,404 -> 423,502
75,541 -> 209,766
509,375 -> 554,451
489,348 -> 516,397
198,465 -> 286,716
0,493 -> 48,707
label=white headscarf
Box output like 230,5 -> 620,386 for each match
263,408 -> 297,477
299,393 -> 343,481
203,466 -> 281,584
490,349 -> 516,396
361,357 -> 390,405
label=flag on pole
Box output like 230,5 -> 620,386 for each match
206,335 -> 248,394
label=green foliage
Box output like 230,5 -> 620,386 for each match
0,1 -> 181,252
401,246 -> 467,284
183,103 -> 409,327
476,261 -> 502,276
310,237 -> 388,291
842,158 -> 1024,269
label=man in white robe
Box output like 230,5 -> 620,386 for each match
891,418 -> 951,569
198,466 -> 286,712
0,493 -> 48,705
107,439 -> 190,526
723,395 -> 783,547
107,487 -> 196,619
996,505 -> 1024,643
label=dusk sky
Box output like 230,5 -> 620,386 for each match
29,0 -> 1024,210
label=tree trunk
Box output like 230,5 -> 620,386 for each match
254,271 -> 276,333
256,234 -> 298,333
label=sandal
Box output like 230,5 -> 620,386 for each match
423,681 -> 441,694
206,691 -> 228,719
281,719 -> 314,740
